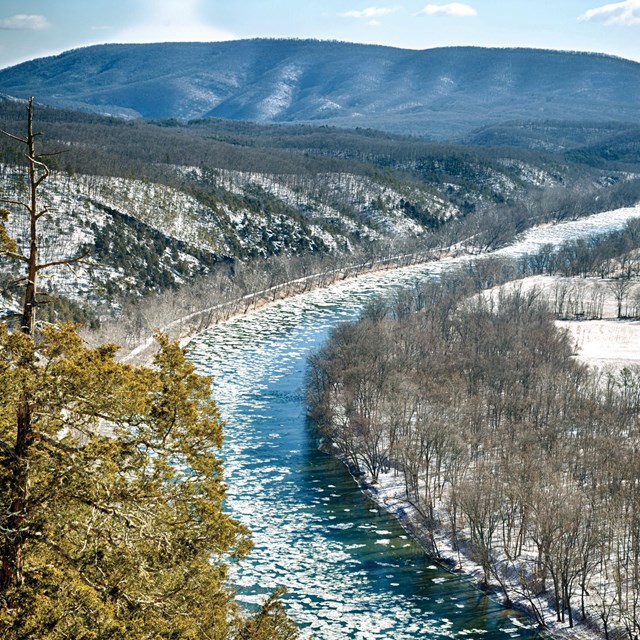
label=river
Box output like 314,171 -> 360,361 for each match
186,205 -> 640,639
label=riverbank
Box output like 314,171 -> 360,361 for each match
186,277 -> 548,640
350,464 -> 604,640
112,202 -> 640,366
113,248 -> 443,365
118,203 -> 640,638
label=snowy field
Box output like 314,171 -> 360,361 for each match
487,204 -> 640,370
561,319 -> 640,368
492,274 -> 640,369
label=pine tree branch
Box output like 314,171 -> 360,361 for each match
26,155 -> 49,189
1,275 -> 28,289
33,431 -> 80,456
0,438 -> 17,459
34,206 -> 50,221
70,494 -> 141,530
41,536 -> 106,592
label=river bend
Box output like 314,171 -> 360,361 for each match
187,205 -> 640,639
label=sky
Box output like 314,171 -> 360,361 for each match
1,0 -> 640,70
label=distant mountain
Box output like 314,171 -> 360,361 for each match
1,39 -> 639,139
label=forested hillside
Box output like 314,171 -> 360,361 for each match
2,97 -> 639,328
2,40 -> 640,638
1,40 -> 640,141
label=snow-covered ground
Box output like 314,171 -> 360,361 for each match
561,319 -> 640,368
491,273 -> 640,370
363,476 -> 598,640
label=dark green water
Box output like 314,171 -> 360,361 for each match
187,269 -> 542,639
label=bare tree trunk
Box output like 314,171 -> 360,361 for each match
22,98 -> 40,335
0,98 -> 46,591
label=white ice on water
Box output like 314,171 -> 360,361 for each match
187,204 -> 640,639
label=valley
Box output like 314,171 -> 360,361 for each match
2,93 -> 639,333
187,204 -> 640,639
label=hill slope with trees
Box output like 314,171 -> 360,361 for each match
1,40 -> 640,140
2,97 -> 639,328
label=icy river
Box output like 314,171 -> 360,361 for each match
187,206 -> 640,639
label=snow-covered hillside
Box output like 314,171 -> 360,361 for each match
0,114 -> 632,323
2,41 -> 640,140
0,161 -> 447,310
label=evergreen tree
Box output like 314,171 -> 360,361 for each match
0,99 -> 299,639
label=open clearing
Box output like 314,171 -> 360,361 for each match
495,274 -> 640,370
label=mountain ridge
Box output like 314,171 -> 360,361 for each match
1,39 -> 639,139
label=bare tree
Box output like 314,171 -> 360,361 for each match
1,97 -> 86,335
607,277 -> 633,319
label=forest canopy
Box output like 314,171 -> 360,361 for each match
307,277 -> 640,635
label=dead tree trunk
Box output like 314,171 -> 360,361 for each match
0,98 -> 47,590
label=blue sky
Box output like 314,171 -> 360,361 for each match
0,1 -> 639,69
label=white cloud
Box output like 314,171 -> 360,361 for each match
0,14 -> 50,31
114,0 -> 235,43
417,3 -> 477,17
578,1 -> 640,25
339,7 -> 398,19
